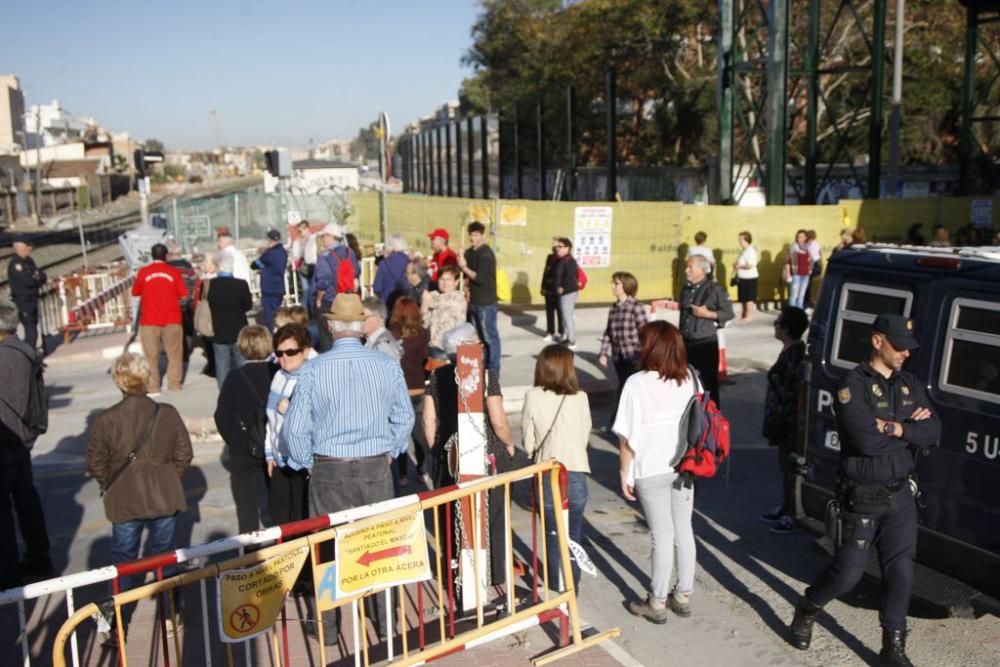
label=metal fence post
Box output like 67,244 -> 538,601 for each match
234,194 -> 240,244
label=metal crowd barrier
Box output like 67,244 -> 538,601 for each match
35,461 -> 617,667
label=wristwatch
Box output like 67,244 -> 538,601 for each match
882,422 -> 895,435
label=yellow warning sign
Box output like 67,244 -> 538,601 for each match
217,546 -> 309,643
469,203 -> 492,225
500,204 -> 527,226
335,512 -> 431,597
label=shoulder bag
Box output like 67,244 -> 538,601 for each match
194,279 -> 214,337
531,394 -> 568,462
101,404 -> 161,496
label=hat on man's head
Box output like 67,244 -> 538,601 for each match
321,223 -> 344,239
428,228 -> 450,242
13,235 -> 33,247
266,229 -> 281,241
873,313 -> 919,351
323,292 -> 365,322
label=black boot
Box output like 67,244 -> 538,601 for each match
788,596 -> 823,650
878,629 -> 915,667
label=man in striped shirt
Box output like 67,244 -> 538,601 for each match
282,292 -> 413,642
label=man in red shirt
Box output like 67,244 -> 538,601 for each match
131,243 -> 188,394
427,228 -> 458,289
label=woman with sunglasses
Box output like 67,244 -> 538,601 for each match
264,323 -> 314,528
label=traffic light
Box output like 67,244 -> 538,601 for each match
264,149 -> 291,177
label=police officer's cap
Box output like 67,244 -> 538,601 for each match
13,235 -> 33,247
872,313 -> 919,351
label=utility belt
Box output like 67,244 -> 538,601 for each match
825,475 -> 915,548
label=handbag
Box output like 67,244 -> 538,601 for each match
194,279 -> 214,337
101,404 -> 161,496
531,395 -> 568,462
729,275 -> 740,287
237,368 -> 267,459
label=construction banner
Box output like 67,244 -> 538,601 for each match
216,545 -> 309,643
335,511 -> 431,597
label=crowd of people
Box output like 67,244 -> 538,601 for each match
2,217 -> 979,664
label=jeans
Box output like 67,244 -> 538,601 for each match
468,303 -> 501,371
0,444 -> 51,586
541,471 -> 588,591
789,274 -> 810,309
260,293 -> 284,332
544,294 -> 564,338
111,515 -> 177,626
635,472 -> 696,601
213,342 -> 245,389
558,291 -> 579,344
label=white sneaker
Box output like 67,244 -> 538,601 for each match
543,334 -> 554,343
567,342 -> 578,351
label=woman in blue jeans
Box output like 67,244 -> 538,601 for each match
521,344 -> 592,591
85,353 -> 193,644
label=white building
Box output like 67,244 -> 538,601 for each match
0,74 -> 26,155
23,100 -> 92,148
290,159 -> 360,192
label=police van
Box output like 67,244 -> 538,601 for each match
800,244 -> 1000,600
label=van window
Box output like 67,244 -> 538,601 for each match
940,298 -> 1000,404
831,283 -> 913,369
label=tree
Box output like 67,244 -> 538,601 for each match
144,138 -> 165,153
350,123 -> 381,162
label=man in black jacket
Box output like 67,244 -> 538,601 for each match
679,255 -> 734,406
0,298 -> 53,589
206,253 -> 253,389
788,314 -> 941,667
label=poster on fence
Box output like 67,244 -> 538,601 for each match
216,545 -> 309,643
500,204 -> 527,226
335,512 -> 431,597
573,206 -> 613,267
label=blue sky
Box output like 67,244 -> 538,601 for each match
1,0 -> 480,149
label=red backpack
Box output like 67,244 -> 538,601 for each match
326,246 -> 356,294
676,368 -> 731,478
577,266 -> 588,290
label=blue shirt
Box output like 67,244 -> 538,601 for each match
283,337 -> 414,469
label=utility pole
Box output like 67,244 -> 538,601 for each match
34,107 -> 42,223
887,0 -> 905,198
377,112 -> 390,244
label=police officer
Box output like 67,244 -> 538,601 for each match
7,237 -> 46,351
788,314 -> 940,667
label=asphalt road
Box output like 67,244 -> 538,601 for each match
9,305 -> 1000,666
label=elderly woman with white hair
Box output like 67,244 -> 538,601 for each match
85,352 -> 192,643
372,233 -> 412,318
679,254 -> 735,408
206,251 -> 254,388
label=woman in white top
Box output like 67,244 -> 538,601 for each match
522,345 -> 592,591
615,320 -> 697,623
733,230 -> 760,322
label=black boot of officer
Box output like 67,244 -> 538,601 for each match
879,629 -> 915,667
788,595 -> 823,650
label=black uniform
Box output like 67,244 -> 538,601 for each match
7,255 -> 46,351
805,360 -> 940,631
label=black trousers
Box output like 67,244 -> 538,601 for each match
0,443 -> 51,585
544,293 -> 564,337
806,485 -> 916,632
267,466 -> 309,526
610,357 -> 638,427
776,446 -> 797,516
13,297 -> 39,351
686,338 -> 721,407
229,456 -> 265,535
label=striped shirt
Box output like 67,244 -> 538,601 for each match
283,337 -> 414,470
265,368 -> 300,468
599,297 -> 648,361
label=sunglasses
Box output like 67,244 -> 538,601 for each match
275,348 -> 303,358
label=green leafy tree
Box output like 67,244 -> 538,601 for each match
144,138 -> 165,153
351,123 -> 381,162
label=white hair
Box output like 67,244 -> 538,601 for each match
0,298 -> 19,334
688,254 -> 711,273
388,234 -> 408,253
218,252 -> 235,274
329,319 -> 365,335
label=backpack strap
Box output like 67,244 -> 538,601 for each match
101,403 -> 161,496
238,367 -> 264,403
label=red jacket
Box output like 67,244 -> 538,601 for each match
132,261 -> 188,326
429,247 -> 458,282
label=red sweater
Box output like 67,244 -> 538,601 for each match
132,261 -> 188,326
429,247 -> 458,282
